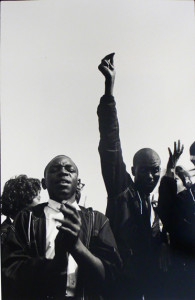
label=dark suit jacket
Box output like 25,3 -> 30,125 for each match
2,203 -> 121,300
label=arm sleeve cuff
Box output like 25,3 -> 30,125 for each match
100,95 -> 115,105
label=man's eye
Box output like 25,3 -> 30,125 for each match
68,167 -> 75,172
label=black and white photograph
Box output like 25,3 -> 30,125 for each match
1,0 -> 195,299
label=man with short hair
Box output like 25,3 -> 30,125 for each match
2,155 -> 121,300
97,53 -> 163,299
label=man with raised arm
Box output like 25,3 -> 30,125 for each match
2,155 -> 121,300
97,53 -> 163,300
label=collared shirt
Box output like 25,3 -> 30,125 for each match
44,199 -> 80,297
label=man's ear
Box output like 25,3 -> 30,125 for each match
41,178 -> 47,190
131,166 -> 135,176
77,178 -> 85,191
76,179 -> 81,191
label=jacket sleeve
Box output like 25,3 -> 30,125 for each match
158,176 -> 177,232
97,95 -> 133,199
89,211 -> 122,295
2,210 -> 67,299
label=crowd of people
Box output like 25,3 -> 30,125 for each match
1,53 -> 195,300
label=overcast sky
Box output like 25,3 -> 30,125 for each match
1,0 -> 195,213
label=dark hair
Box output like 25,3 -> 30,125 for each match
1,175 -> 41,219
190,142 -> 195,155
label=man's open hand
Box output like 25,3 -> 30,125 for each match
55,202 -> 81,256
167,140 -> 184,170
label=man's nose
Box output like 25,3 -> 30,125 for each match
59,167 -> 69,175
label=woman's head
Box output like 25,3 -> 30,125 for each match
1,175 -> 41,219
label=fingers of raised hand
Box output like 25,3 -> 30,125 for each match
174,140 -> 184,157
168,147 -> 172,158
177,140 -> 180,153
102,52 -> 115,62
181,143 -> 184,154
101,58 -> 114,69
176,140 -> 181,155
98,63 -> 109,74
101,59 -> 109,68
174,141 -> 176,153
109,62 -> 114,71
99,53 -> 115,73
98,62 -> 111,74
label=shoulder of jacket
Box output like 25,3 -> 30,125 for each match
79,206 -> 108,227
30,202 -> 48,217
14,203 -> 48,223
93,211 -> 109,233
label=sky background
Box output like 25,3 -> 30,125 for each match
1,0 -> 195,213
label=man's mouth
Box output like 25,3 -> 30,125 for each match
56,179 -> 71,185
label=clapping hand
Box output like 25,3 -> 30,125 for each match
55,202 -> 81,259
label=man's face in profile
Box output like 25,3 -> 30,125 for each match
43,155 -> 79,203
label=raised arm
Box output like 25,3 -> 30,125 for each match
97,53 -> 133,199
158,140 -> 184,229
166,140 -> 184,177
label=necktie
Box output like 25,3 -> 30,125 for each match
143,195 -> 151,227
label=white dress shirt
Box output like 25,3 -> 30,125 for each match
44,199 -> 81,297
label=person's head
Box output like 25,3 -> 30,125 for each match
175,165 -> 192,189
189,141 -> 195,166
42,155 -> 81,203
131,148 -> 161,195
1,175 -> 41,219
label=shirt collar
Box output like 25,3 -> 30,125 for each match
48,199 -> 81,211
